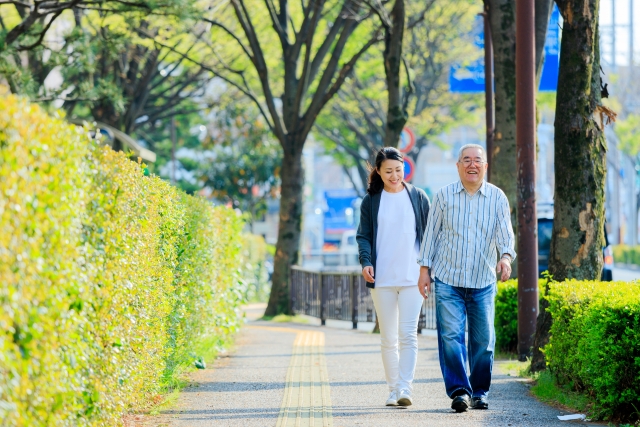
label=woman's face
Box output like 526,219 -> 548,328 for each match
377,159 -> 404,192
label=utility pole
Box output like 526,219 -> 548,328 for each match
515,0 -> 538,361
482,10 -> 495,182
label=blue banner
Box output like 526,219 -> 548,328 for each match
450,5 -> 560,93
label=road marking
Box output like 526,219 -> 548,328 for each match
276,330 -> 333,427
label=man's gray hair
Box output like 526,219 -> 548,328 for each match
457,144 -> 487,162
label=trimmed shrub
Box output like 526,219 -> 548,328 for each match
495,278 -> 546,353
495,279 -> 519,352
613,244 -> 640,266
0,94 -> 249,425
545,280 -> 640,421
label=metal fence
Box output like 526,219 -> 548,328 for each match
290,266 -> 436,331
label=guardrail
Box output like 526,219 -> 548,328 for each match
290,266 -> 436,331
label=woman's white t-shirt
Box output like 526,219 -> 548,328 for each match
375,188 -> 420,287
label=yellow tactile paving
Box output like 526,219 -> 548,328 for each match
276,330 -> 333,427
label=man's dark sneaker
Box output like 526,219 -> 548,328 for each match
471,396 -> 489,409
451,394 -> 471,412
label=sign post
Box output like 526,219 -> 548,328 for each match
404,157 -> 415,182
516,0 -> 539,362
399,128 -> 416,153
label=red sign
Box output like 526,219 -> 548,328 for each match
399,127 -> 416,153
404,157 -> 415,182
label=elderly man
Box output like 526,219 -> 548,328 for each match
417,144 -> 516,412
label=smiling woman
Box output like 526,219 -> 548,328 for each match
356,146 -> 431,408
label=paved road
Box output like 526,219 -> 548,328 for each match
612,266 -> 640,282
135,303 -> 600,427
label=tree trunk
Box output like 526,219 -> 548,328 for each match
485,0 -> 553,279
383,0 -> 407,147
530,279 -> 551,372
531,0 -> 607,372
486,0 -> 517,240
265,142 -> 305,316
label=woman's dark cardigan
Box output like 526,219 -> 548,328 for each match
355,182 -> 431,289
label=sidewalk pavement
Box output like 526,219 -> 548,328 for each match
138,304 -> 599,427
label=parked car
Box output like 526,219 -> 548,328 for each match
537,206 -> 613,281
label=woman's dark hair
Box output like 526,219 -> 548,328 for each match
367,147 -> 404,195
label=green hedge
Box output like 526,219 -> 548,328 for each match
0,94 -> 250,425
545,280 -> 640,421
495,278 -> 546,353
613,244 -> 640,266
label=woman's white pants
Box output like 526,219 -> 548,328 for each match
370,285 -> 423,392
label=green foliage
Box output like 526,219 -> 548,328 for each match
545,280 -> 640,421
198,103 -> 282,218
0,0 -> 192,52
495,279 -> 519,353
240,234 -> 272,303
1,5 -> 211,136
613,245 -> 640,266
530,370 -> 592,414
495,278 -> 547,353
614,114 -> 640,158
0,93 -> 251,426
315,0 -> 483,181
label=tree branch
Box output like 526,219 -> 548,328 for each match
16,8 -> 64,50
406,0 -> 436,30
289,0 -> 324,128
303,29 -> 382,137
263,0 -> 288,46
138,31 -> 277,134
0,0 -> 32,7
401,56 -> 413,111
202,18 -> 253,61
362,0 -> 391,28
231,0 -> 286,141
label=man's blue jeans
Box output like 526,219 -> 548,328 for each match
434,278 -> 496,399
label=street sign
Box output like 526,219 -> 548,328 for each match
538,6 -> 560,91
404,157 -> 415,182
323,189 -> 358,244
399,127 -> 416,153
450,5 -> 560,93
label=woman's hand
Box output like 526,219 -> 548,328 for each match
418,266 -> 431,299
362,266 -> 375,283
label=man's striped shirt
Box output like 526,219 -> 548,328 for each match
417,180 -> 516,289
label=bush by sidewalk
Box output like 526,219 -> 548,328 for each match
495,278 -> 546,353
0,94 -> 250,426
545,280 -> 640,421
613,244 -> 640,267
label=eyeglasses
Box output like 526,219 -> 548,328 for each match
460,159 -> 486,167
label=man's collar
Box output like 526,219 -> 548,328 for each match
455,180 -> 488,196
478,180 -> 488,196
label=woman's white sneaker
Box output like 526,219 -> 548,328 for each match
385,390 -> 399,406
397,389 -> 412,406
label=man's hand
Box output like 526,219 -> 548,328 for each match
496,256 -> 512,282
418,266 -> 431,299
362,266 -> 375,283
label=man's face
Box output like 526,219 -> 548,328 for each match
456,147 -> 488,187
